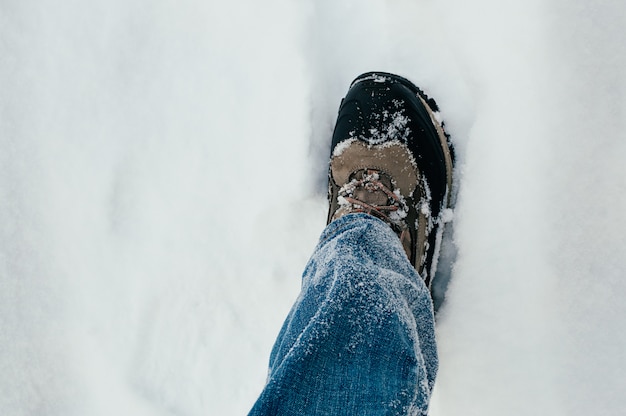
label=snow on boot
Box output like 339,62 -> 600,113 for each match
327,71 -> 454,288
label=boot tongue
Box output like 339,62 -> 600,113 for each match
353,187 -> 389,206
351,169 -> 393,207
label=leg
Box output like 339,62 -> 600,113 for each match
249,214 -> 437,416
250,72 -> 453,415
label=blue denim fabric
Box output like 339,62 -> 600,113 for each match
250,213 -> 437,416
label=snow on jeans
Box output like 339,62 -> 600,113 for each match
249,213 -> 438,416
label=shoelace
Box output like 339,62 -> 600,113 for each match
337,170 -> 407,224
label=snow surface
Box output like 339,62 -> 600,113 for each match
2,0 -> 626,415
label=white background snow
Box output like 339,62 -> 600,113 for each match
2,0 -> 626,415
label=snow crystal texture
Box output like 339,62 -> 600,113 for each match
2,0 -> 626,415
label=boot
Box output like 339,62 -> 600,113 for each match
327,72 -> 454,288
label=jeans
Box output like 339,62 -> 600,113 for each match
250,213 -> 438,415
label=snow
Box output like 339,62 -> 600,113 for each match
2,0 -> 626,415
332,137 -> 357,157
